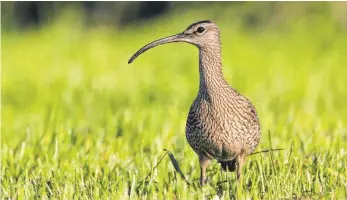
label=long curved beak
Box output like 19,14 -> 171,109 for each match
128,32 -> 186,64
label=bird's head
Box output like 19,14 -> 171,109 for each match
128,20 -> 221,64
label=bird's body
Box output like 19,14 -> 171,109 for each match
186,83 -> 260,162
128,20 -> 261,186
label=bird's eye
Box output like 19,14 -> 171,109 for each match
196,27 -> 205,34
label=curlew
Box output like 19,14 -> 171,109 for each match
128,20 -> 261,186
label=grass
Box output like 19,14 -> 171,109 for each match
1,8 -> 347,199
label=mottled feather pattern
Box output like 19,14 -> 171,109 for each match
186,87 -> 260,161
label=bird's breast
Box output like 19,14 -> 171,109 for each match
185,92 -> 260,159
185,97 -> 238,159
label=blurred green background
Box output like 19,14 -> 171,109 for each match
1,2 -> 347,199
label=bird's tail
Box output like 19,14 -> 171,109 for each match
219,159 -> 236,172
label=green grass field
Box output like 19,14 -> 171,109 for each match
1,9 -> 347,199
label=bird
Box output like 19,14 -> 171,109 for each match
128,20 -> 261,187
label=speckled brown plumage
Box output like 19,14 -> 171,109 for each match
128,20 -> 261,187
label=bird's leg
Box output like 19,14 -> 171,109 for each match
236,155 -> 245,182
199,156 -> 211,187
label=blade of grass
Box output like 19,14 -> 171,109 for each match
163,149 -> 191,186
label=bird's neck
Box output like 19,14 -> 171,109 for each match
198,46 -> 226,93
